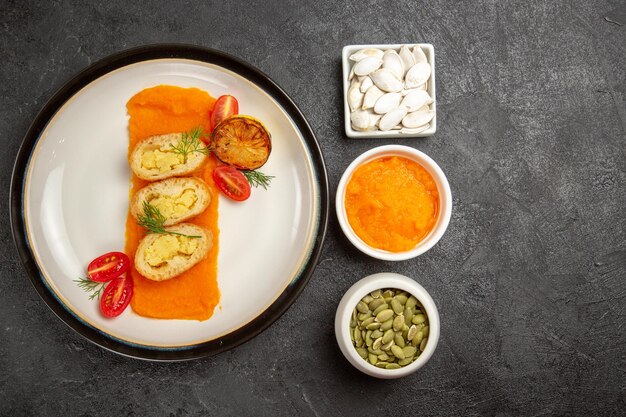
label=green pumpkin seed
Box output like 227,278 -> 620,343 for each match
372,303 -> 389,316
370,289 -> 382,299
356,301 -> 369,314
358,311 -> 372,321
382,329 -> 395,344
402,329 -> 409,340
371,330 -> 383,339
387,355 -> 396,362
402,346 -> 417,357
391,345 -> 405,359
398,357 -> 413,366
366,322 -> 382,330
353,327 -> 362,341
372,337 -> 383,350
386,363 -> 401,370
390,299 -> 404,315
403,307 -> 414,325
375,361 -> 389,368
365,330 -> 373,347
421,325 -> 429,336
413,314 -> 426,324
395,294 -> 408,305
368,353 -> 378,365
362,295 -> 374,304
350,317 -> 357,328
368,347 -> 384,355
361,317 -> 375,328
356,347 -> 368,358
380,318 -> 393,331
375,309 -> 394,323
406,296 -> 418,309
356,339 -> 364,348
377,353 -> 390,361
381,340 -> 394,351
393,315 -> 404,331
382,290 -> 394,298
394,333 -> 406,348
419,337 -> 428,351
383,296 -> 393,304
407,325 -> 417,341
368,299 -> 384,311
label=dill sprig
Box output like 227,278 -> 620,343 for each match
170,127 -> 210,163
242,170 -> 275,190
137,201 -> 201,238
73,277 -> 106,300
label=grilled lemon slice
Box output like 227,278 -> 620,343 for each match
211,115 -> 271,170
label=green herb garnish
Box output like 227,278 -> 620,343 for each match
170,127 -> 210,163
242,170 -> 275,190
73,277 -> 106,300
137,201 -> 201,238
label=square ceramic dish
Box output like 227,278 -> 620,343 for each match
342,43 -> 436,138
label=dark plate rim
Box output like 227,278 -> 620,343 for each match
9,44 -> 329,361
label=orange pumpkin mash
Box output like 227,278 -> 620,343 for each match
125,85 -> 220,320
345,156 -> 439,252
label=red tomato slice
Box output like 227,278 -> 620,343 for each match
87,252 -> 130,282
210,95 -> 239,131
100,275 -> 133,318
213,166 -> 251,201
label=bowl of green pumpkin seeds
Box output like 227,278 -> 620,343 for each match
335,272 -> 440,379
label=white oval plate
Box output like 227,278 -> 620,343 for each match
10,45 -> 328,360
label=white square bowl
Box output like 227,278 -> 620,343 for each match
342,43 -> 436,138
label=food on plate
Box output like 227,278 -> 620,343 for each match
350,288 -> 430,369
100,274 -> 133,318
74,252 -> 133,318
86,252 -> 130,282
212,165 -> 251,201
345,156 -> 438,252
131,177 -> 211,226
129,130 -> 209,181
347,45 -> 434,133
210,95 -> 239,131
134,223 -> 212,282
126,85 -> 220,321
212,115 -> 271,170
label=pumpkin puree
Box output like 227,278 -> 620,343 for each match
345,156 -> 439,252
125,85 -> 220,320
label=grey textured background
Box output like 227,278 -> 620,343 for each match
1,0 -> 625,416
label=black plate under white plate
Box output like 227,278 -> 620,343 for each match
10,44 -> 328,361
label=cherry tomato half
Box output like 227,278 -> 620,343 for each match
100,275 -> 133,318
210,95 -> 239,131
212,166 -> 251,201
87,252 -> 130,282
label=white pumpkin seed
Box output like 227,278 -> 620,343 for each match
370,69 -> 403,92
405,62 -> 431,88
349,48 -> 384,62
378,107 -> 408,131
401,125 -> 430,134
382,50 -> 404,79
373,92 -> 402,114
402,110 -> 435,128
412,45 -> 428,64
399,45 -> 416,71
348,84 -> 364,111
353,56 -> 383,76
400,90 -> 432,112
362,85 -> 384,110
359,76 -> 373,93
350,109 -> 373,130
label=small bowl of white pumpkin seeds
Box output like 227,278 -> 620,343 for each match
335,272 -> 440,379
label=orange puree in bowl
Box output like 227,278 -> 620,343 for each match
125,85 -> 220,320
345,156 -> 439,252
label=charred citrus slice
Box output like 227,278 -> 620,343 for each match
211,115 -> 271,170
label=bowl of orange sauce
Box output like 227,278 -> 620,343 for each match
336,145 -> 451,261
